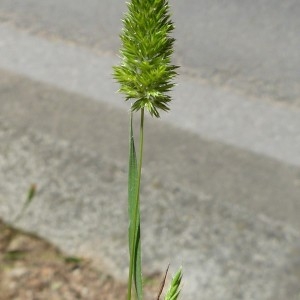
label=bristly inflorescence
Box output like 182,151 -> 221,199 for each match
113,0 -> 178,117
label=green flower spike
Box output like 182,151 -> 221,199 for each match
164,268 -> 182,300
114,0 -> 178,117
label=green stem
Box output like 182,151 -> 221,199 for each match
127,108 -> 145,300
136,108 -> 145,226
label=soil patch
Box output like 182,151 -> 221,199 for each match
0,219 -> 159,300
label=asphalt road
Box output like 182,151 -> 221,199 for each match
0,0 -> 299,104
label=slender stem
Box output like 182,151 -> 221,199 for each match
136,108 -> 145,219
127,108 -> 145,300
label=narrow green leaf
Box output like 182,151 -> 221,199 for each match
134,223 -> 143,300
14,184 -> 37,223
128,112 -> 143,299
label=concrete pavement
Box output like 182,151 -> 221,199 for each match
0,1 -> 300,299
0,69 -> 300,299
0,23 -> 299,168
0,0 -> 299,105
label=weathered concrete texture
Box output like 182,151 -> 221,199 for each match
1,70 -> 300,231
0,0 -> 299,106
0,2 -> 300,299
0,71 -> 300,299
0,23 -> 299,169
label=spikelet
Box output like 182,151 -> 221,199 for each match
164,268 -> 182,300
113,0 -> 178,117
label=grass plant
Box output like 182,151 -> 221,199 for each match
113,0 -> 182,299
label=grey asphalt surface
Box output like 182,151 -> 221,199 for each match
0,1 -> 300,299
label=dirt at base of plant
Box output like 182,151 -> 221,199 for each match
0,219 -> 160,300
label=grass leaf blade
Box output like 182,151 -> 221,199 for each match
128,112 -> 143,300
14,184 -> 37,223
